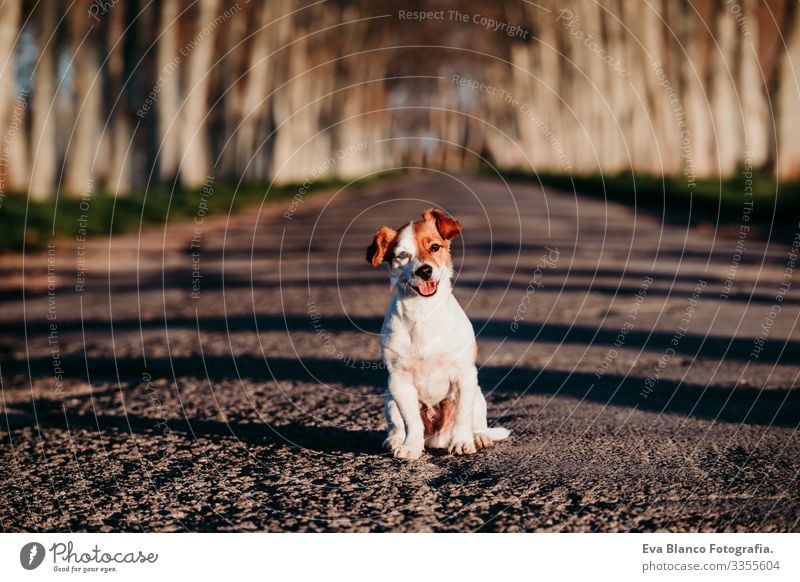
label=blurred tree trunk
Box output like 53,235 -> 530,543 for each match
536,0 -> 564,173
776,2 -> 800,179
29,1 -> 58,200
560,0 -> 596,174
510,43 -> 535,169
334,10 -> 384,177
757,0 -> 790,171
0,0 -> 28,193
740,0 -> 769,168
680,0 -> 716,179
362,51 -> 392,172
217,0 -> 251,178
601,0 -> 630,173
616,0 -> 645,173
710,6 -> 743,176
106,0 -> 132,195
65,0 -> 101,196
157,0 -> 182,182
131,0 -> 157,191
180,0 -> 221,187
271,30 -> 312,183
236,0 -> 290,181
638,0 -> 681,175
599,0 -> 628,174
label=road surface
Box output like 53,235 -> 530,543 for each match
1,173 -> 798,531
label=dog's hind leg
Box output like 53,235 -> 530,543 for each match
472,392 -> 510,448
383,395 -> 405,452
449,370 -> 479,455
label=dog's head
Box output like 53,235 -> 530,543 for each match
366,209 -> 462,298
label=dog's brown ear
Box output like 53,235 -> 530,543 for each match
423,208 -> 462,241
366,226 -> 397,266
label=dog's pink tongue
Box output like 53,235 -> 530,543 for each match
418,281 -> 437,296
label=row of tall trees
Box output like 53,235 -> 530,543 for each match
0,0 -> 798,199
508,0 -> 795,177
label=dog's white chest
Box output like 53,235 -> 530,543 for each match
380,291 -> 475,406
408,352 -> 458,406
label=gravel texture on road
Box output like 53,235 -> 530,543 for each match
1,174 -> 798,531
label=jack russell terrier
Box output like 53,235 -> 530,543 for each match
366,209 -> 510,460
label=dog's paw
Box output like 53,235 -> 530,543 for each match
449,439 -> 477,455
474,433 -> 495,450
393,444 -> 423,460
383,434 -> 405,451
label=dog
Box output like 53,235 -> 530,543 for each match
366,208 -> 510,460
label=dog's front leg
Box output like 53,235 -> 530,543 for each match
449,368 -> 478,455
388,372 -> 425,460
383,396 -> 405,452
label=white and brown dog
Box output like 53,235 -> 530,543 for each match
366,209 -> 510,460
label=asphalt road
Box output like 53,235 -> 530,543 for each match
1,173 -> 798,532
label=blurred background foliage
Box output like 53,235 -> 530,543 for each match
1,0 -> 799,249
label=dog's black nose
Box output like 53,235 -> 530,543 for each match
415,264 -> 433,280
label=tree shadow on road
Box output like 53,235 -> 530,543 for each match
7,312 -> 799,364
1,404 -> 385,455
5,350 -> 799,428
5,267 -> 797,307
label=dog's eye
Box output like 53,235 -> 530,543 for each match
395,251 -> 410,261
430,244 -> 441,252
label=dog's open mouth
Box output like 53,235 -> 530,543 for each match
412,280 -> 438,297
